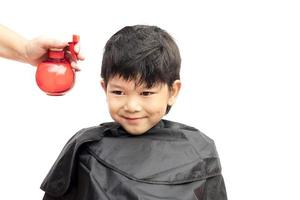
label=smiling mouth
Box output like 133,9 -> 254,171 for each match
122,116 -> 146,123
123,116 -> 144,120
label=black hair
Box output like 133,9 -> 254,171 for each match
101,25 -> 181,113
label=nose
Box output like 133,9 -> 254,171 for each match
123,96 -> 142,112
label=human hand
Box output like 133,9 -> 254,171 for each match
24,35 -> 85,71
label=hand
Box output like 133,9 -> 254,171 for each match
24,35 -> 85,71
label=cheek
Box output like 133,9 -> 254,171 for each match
144,98 -> 168,115
107,97 -> 122,112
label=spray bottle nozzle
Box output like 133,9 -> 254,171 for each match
68,35 -> 80,61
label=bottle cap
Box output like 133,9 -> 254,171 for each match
48,49 -> 64,59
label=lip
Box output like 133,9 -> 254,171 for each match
122,116 -> 146,123
123,116 -> 144,120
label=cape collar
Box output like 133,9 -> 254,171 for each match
105,120 -> 165,136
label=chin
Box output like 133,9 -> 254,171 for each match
126,129 -> 147,136
124,127 -> 150,136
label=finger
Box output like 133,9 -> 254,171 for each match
71,61 -> 81,71
77,53 -> 85,61
74,43 -> 80,53
41,37 -> 68,49
74,43 -> 85,61
65,49 -> 77,62
65,49 -> 85,62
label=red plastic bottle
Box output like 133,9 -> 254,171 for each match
35,35 -> 79,96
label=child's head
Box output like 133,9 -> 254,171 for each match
101,25 -> 181,135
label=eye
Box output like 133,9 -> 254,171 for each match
140,91 -> 155,96
110,90 -> 124,95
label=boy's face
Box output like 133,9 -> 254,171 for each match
101,76 -> 181,135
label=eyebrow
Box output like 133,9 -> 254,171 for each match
108,82 -> 163,90
108,83 -> 124,89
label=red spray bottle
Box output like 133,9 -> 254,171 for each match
35,35 -> 80,96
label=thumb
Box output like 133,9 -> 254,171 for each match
38,36 -> 68,49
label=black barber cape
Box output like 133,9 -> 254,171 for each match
41,120 -> 227,200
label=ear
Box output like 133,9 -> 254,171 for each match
168,80 -> 181,106
100,80 -> 107,92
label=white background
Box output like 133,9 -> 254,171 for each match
1,0 -> 300,199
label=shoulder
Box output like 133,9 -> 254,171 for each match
162,119 -> 197,130
41,122 -> 117,197
67,122 -> 119,143
162,120 -> 218,156
162,119 -> 214,143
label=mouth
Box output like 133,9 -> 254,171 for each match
123,116 -> 144,120
121,116 -> 146,123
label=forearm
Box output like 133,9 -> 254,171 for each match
0,25 -> 29,63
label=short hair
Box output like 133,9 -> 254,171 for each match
101,25 -> 181,113
101,25 -> 181,88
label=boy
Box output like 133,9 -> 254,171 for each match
41,25 -> 227,200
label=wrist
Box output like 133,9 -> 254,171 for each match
19,38 -> 31,64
